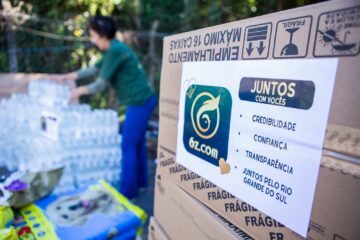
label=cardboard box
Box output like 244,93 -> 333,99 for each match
154,172 -> 253,240
158,0 -> 360,158
157,1 -> 360,239
148,217 -> 170,240
157,141 -> 360,240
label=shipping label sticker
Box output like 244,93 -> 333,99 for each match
314,6 -> 360,57
242,23 -> 272,59
273,16 -> 312,58
176,59 -> 338,237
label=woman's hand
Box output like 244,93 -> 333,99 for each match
71,86 -> 89,102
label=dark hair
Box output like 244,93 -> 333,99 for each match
89,16 -> 117,39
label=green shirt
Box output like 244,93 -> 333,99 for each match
95,39 -> 154,106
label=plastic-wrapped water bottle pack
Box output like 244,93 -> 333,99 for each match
29,80 -> 70,107
0,80 -> 122,194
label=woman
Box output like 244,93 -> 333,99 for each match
52,16 -> 156,199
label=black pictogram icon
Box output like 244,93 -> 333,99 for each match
318,28 -> 356,52
273,16 -> 312,59
243,23 -> 272,59
246,25 -> 268,56
281,28 -> 299,55
314,6 -> 360,57
246,42 -> 253,56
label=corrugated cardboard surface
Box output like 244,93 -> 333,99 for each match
157,1 -> 360,239
148,217 -> 169,240
157,139 -> 360,240
154,172 -> 252,240
159,0 -> 360,157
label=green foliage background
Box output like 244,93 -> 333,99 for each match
0,0 -> 323,112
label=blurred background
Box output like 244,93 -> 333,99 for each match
0,0 -> 323,112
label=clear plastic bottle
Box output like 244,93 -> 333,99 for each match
1,80 -> 123,192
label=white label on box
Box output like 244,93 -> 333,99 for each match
176,59 -> 338,237
41,111 -> 59,141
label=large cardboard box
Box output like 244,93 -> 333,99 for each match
157,0 -> 360,239
154,172 -> 252,240
148,217 -> 169,240
159,0 -> 360,158
157,145 -> 360,240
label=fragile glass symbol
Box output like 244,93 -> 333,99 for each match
281,27 -> 299,56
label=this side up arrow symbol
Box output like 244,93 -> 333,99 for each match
257,41 -> 265,55
246,42 -> 254,56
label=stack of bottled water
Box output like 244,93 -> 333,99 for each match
29,80 -> 70,107
0,80 -> 122,194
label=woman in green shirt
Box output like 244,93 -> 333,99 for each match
53,16 -> 156,199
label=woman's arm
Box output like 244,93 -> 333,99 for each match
76,66 -> 99,80
71,77 -> 108,100
86,77 -> 108,94
48,66 -> 99,82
